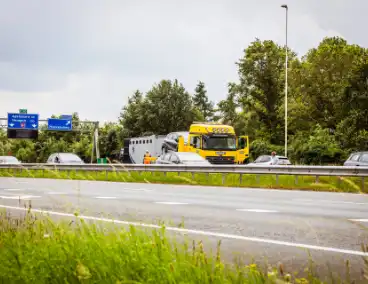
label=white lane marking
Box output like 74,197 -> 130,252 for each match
95,196 -> 117,199
122,188 -> 153,192
236,209 -> 279,213
293,199 -> 368,206
0,205 -> 367,257
3,188 -> 22,191
47,192 -> 65,195
349,219 -> 368,223
0,195 -> 41,200
155,202 -> 188,205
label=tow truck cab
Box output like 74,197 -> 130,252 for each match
178,123 -> 249,164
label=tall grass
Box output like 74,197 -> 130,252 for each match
0,211 -> 325,284
0,168 -> 367,193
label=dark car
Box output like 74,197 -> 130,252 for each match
161,131 -> 189,154
343,152 -> 368,166
156,151 -> 210,166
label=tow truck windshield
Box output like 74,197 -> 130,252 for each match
202,135 -> 236,151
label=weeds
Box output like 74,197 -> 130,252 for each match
0,211 -> 326,283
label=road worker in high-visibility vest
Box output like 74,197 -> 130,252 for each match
143,150 -> 151,164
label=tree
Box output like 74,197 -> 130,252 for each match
296,37 -> 367,130
232,39 -> 297,144
217,83 -> 258,136
193,81 -> 214,121
119,90 -> 144,137
0,130 -> 12,156
335,62 -> 368,151
140,79 -> 195,134
99,123 -> 123,160
217,83 -> 238,126
290,125 -> 344,165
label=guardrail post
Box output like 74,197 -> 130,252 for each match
239,174 -> 242,185
256,175 -> 260,184
337,177 -> 341,188
163,172 -> 167,177
362,177 -> 365,192
191,172 -> 195,180
178,171 -> 180,176
275,174 -> 279,185
105,170 -> 108,180
206,173 -> 209,182
222,173 -> 225,185
294,175 -> 298,185
315,175 -> 319,184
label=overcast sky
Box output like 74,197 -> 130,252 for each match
0,0 -> 366,123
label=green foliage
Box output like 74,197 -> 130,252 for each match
293,37 -> 367,131
193,81 -> 215,121
120,79 -> 196,136
99,123 -> 123,160
335,61 -> 368,151
290,125 -> 345,165
233,39 -> 298,144
119,90 -> 144,137
217,83 -> 240,129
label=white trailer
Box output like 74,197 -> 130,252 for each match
121,135 -> 166,164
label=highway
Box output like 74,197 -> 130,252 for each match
0,177 -> 367,281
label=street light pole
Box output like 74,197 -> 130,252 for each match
281,4 -> 288,157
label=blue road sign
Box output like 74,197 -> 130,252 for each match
7,113 -> 39,130
47,118 -> 72,131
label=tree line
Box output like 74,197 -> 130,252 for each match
1,36 -> 367,164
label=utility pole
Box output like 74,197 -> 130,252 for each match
281,4 -> 288,157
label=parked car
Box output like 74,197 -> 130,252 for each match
248,155 -> 292,166
0,156 -> 21,164
156,151 -> 211,166
343,152 -> 368,166
46,153 -> 84,164
161,132 -> 189,154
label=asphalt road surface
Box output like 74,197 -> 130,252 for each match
0,177 -> 367,282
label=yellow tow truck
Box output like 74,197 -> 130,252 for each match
177,122 -> 249,164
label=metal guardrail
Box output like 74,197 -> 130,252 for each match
0,163 -> 367,177
0,163 -> 367,190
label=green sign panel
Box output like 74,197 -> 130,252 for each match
97,158 -> 108,164
19,109 -> 27,114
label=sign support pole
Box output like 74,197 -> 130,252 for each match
95,122 -> 100,160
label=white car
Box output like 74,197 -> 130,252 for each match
46,153 -> 84,164
0,156 -> 21,164
156,151 -> 211,166
248,155 -> 292,166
